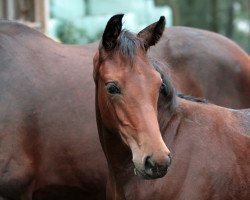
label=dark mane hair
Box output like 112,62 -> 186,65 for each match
152,60 -> 177,112
151,60 -> 208,106
177,93 -> 208,103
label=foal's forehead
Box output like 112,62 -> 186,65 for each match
99,57 -> 161,85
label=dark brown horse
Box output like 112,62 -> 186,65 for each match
94,14 -> 250,200
0,19 -> 250,199
0,21 -> 107,200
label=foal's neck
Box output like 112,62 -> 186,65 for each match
102,127 -> 133,175
100,127 -> 134,200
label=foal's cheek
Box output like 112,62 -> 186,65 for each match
98,93 -> 118,129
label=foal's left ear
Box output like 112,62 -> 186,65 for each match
137,16 -> 166,51
102,14 -> 124,51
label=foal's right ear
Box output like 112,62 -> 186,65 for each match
102,14 -> 124,51
137,16 -> 166,50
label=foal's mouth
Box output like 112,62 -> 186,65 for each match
134,166 -> 169,180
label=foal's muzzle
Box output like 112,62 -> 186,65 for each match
134,154 -> 172,180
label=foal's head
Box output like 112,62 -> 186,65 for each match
93,14 -> 172,179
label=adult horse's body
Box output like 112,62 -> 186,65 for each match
0,19 -> 250,199
0,21 -> 106,200
94,14 -> 250,200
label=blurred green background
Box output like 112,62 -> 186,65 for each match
155,0 -> 250,53
48,0 -> 250,53
0,0 -> 249,53
48,0 -> 172,44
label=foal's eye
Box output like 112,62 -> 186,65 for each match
105,82 -> 121,94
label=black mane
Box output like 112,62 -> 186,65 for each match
152,59 -> 208,106
152,60 -> 177,112
177,93 -> 208,103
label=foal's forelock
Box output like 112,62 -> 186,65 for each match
118,31 -> 144,61
99,30 -> 144,64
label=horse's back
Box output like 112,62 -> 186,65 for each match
0,21 -> 106,200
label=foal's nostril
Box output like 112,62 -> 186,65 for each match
145,156 -> 156,173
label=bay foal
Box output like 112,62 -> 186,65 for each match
93,14 -> 250,200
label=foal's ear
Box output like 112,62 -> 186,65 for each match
102,14 -> 124,51
137,16 -> 166,50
